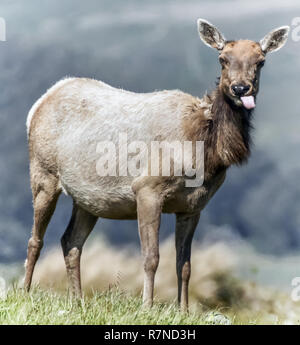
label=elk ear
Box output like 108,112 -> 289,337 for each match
197,18 -> 226,51
260,26 -> 290,54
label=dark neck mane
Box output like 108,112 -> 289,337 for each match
182,86 -> 253,175
207,87 -> 253,168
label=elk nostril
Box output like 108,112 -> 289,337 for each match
243,85 -> 250,93
231,84 -> 250,96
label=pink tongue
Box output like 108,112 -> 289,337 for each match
240,96 -> 255,109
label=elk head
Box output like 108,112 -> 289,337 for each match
197,19 -> 289,110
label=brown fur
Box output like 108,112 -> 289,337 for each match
219,40 -> 265,100
182,86 -> 252,178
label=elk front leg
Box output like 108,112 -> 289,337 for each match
136,188 -> 161,308
175,212 -> 200,312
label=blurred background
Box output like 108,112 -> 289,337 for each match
1,0 -> 300,319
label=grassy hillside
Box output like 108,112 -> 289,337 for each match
0,286 -> 298,325
1,239 -> 300,325
0,287 -> 276,325
0,288 -> 225,325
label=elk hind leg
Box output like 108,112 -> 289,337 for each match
24,170 -> 61,291
61,203 -> 97,298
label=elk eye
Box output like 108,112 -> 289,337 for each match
219,57 -> 228,67
257,60 -> 265,68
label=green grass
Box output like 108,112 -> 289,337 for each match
0,287 -> 242,325
3,286 -> 293,325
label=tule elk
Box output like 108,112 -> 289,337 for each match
25,19 -> 289,311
